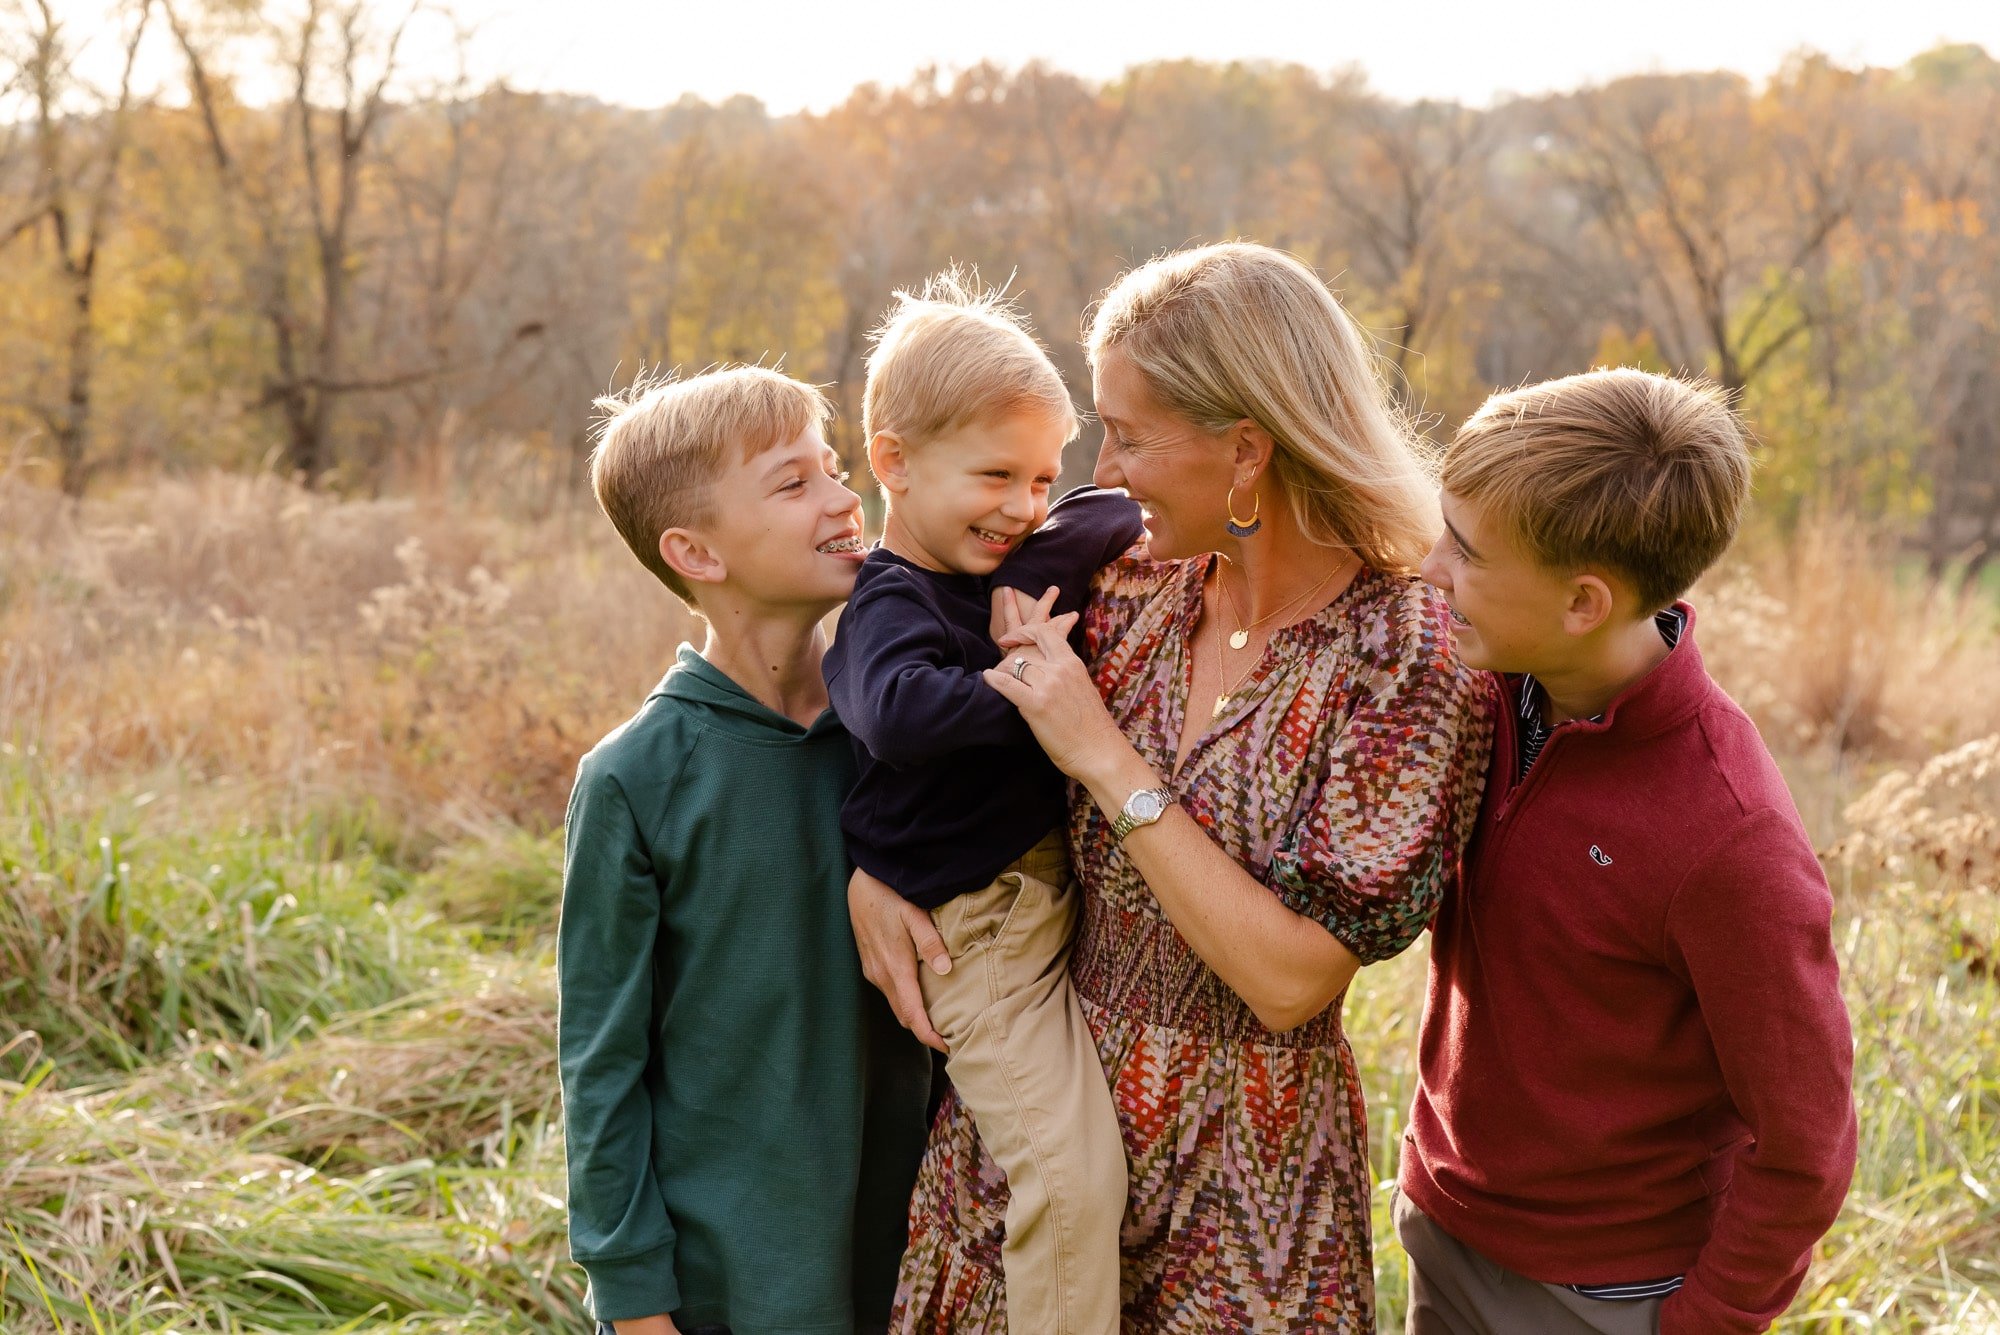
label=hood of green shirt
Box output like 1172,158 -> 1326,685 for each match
653,644 -> 844,741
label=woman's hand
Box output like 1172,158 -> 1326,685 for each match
983,613 -> 1131,784
990,599 -> 1360,1032
848,866 -> 953,1054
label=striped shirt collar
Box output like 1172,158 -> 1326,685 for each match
1516,607 -> 1687,782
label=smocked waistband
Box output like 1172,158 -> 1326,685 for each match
1069,892 -> 1346,1049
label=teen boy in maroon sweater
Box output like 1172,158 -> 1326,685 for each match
1399,369 -> 1857,1335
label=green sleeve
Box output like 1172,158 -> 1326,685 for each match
556,760 -> 681,1321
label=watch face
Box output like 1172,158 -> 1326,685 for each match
1132,790 -> 1168,821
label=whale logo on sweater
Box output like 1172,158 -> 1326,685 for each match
1588,845 -> 1613,866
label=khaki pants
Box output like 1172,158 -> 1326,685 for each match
1394,1189 -> 1665,1335
920,832 -> 1127,1335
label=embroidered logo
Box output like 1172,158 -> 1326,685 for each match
1588,845 -> 1613,866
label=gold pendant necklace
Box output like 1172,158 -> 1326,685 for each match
1215,557 -> 1346,653
1212,635 -> 1267,719
1210,555 -> 1353,717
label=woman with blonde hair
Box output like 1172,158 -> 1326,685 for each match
851,242 -> 1492,1331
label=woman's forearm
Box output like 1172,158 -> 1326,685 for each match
1076,744 -> 1361,1033
988,619 -> 1362,1033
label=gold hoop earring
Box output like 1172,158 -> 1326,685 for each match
1225,479 -> 1262,538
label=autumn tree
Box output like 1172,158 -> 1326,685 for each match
1877,47 -> 2000,578
166,0 -> 421,482
1,32 -> 1992,564
0,0 -> 151,496
1543,71 -> 1868,396
1305,88 -> 1490,410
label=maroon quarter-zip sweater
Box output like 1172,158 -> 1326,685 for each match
1401,603 -> 1858,1334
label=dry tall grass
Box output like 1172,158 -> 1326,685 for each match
1,472 -> 697,841
9,476 -> 1995,839
3,471 -> 1997,1331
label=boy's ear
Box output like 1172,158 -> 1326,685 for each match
867,431 -> 912,496
661,526 -> 727,590
1560,573 -> 1617,638
1228,418 -> 1276,483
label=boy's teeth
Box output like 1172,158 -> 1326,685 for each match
973,528 -> 1010,544
817,536 -> 862,554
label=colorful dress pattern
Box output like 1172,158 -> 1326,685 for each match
891,551 -> 1494,1333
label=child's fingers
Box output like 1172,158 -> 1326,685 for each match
997,608 -> 1080,650
1022,611 -> 1081,654
1006,584 -> 1059,626
1022,611 -> 1080,650
989,585 -> 1019,642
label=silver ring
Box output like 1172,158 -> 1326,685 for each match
1010,656 -> 1031,681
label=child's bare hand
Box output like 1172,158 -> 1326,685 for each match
989,584 -> 1060,647
848,866 -> 952,1054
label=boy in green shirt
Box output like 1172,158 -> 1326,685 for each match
559,367 -> 931,1335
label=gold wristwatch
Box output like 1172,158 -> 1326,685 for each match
1110,786 -> 1174,842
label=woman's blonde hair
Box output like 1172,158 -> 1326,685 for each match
1086,243 -> 1438,573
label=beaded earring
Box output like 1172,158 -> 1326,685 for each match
1225,478 -> 1262,538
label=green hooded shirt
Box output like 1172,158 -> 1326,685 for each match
557,646 -> 931,1331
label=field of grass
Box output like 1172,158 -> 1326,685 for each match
3,472 -> 1997,1332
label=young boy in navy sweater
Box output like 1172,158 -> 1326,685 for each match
1399,369 -> 1857,1334
823,275 -> 1141,1335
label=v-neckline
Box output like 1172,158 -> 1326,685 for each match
1171,618 -> 1263,780
1165,555 -> 1369,782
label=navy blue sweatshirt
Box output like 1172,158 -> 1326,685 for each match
823,486 -> 1144,909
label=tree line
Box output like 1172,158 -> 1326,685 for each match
3,2 -> 1996,577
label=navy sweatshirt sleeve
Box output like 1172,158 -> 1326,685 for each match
991,485 -> 1144,620
827,485 -> 1144,902
829,577 -> 1039,770
833,488 -> 1141,772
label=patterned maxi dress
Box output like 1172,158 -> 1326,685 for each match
891,551 -> 1494,1333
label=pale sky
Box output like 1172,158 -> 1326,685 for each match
37,0 -> 2000,113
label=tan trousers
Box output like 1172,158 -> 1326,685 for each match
1394,1189 -> 1665,1335
920,832 -> 1127,1335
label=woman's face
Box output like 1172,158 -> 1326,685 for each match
1090,348 -> 1235,562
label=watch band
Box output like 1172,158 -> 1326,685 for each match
1111,786 -> 1174,842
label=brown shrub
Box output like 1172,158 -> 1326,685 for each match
1,473 -> 697,835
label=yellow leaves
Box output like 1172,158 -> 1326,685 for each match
1589,326 -> 1672,374
1902,189 -> 1988,239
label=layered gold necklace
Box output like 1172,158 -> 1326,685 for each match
1208,556 -> 1349,717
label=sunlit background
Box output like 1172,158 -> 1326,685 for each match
3,2 -> 1999,1331
40,0 -> 2000,110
